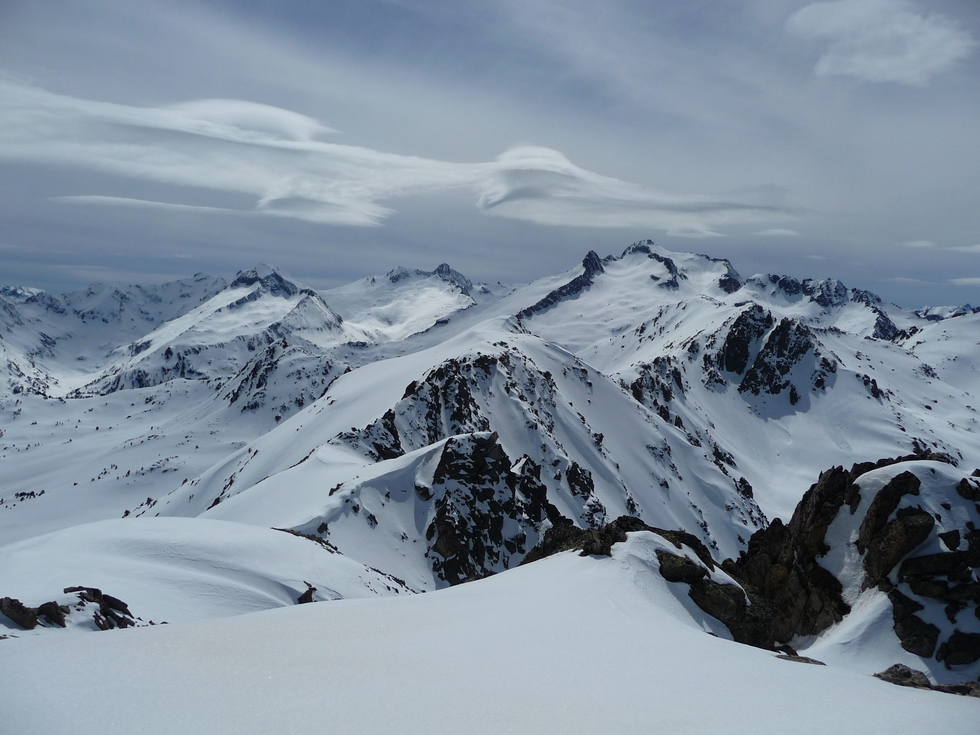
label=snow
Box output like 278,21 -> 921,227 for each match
1,534 -> 974,734
0,517 -> 406,632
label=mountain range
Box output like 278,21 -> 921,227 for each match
2,242 -> 979,732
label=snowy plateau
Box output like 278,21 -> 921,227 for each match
2,242 -> 980,734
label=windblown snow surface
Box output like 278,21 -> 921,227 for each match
1,243 -> 978,732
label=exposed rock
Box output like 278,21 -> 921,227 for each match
720,305 -> 774,376
873,664 -> 932,689
862,507 -> 935,586
889,589 -> 939,657
730,465 -> 852,644
297,583 -> 316,604
738,317 -> 822,403
517,251 -> 604,320
521,516 -> 718,573
689,579 -> 745,622
0,597 -> 37,630
802,278 -> 849,309
64,586 -> 134,630
933,682 -> 980,698
775,653 -> 826,665
656,551 -> 708,584
36,601 -> 67,628
424,432 -> 556,585
936,631 -> 980,668
939,530 -> 962,550
899,552 -> 975,581
956,477 -> 980,501
857,471 -> 921,554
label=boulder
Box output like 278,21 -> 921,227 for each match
0,597 -> 37,630
873,664 -> 932,689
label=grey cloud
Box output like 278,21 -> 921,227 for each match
787,0 -> 976,85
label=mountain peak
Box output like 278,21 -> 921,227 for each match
386,263 -> 473,295
230,265 -> 302,297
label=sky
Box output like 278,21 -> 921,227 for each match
0,0 -> 978,307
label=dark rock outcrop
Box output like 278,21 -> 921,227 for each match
738,318 -> 819,404
64,586 -> 135,630
720,305 -> 774,376
517,251 -> 604,320
0,597 -> 38,630
889,589 -> 940,657
729,465 -> 853,644
655,551 -> 708,584
874,664 -> 932,689
936,631 -> 980,668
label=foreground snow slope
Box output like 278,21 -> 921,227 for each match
1,533 -> 974,735
0,517 -> 409,633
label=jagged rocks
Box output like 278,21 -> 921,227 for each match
1,589 -> 128,631
730,465 -> 854,643
720,305 -> 774,376
802,278 -> 848,309
520,516 -> 714,567
739,318 -> 819,403
64,586 -> 135,630
36,601 -> 67,628
423,432 -> 558,585
862,502 -> 935,587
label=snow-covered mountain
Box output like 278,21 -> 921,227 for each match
3,242 -> 980,730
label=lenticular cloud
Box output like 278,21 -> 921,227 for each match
0,80 -> 789,235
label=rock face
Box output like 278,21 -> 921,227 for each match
724,453 -> 975,655
728,464 -> 854,644
425,433 -> 552,585
720,453 -> 980,688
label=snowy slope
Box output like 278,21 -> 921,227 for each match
1,533 -> 976,735
0,517 -> 409,634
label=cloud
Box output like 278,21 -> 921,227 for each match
787,0 -> 976,86
53,195 -> 250,216
903,239 -> 938,248
0,80 -> 791,235
950,277 -> 980,286
948,244 -> 980,253
755,228 -> 801,237
882,276 -> 930,283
